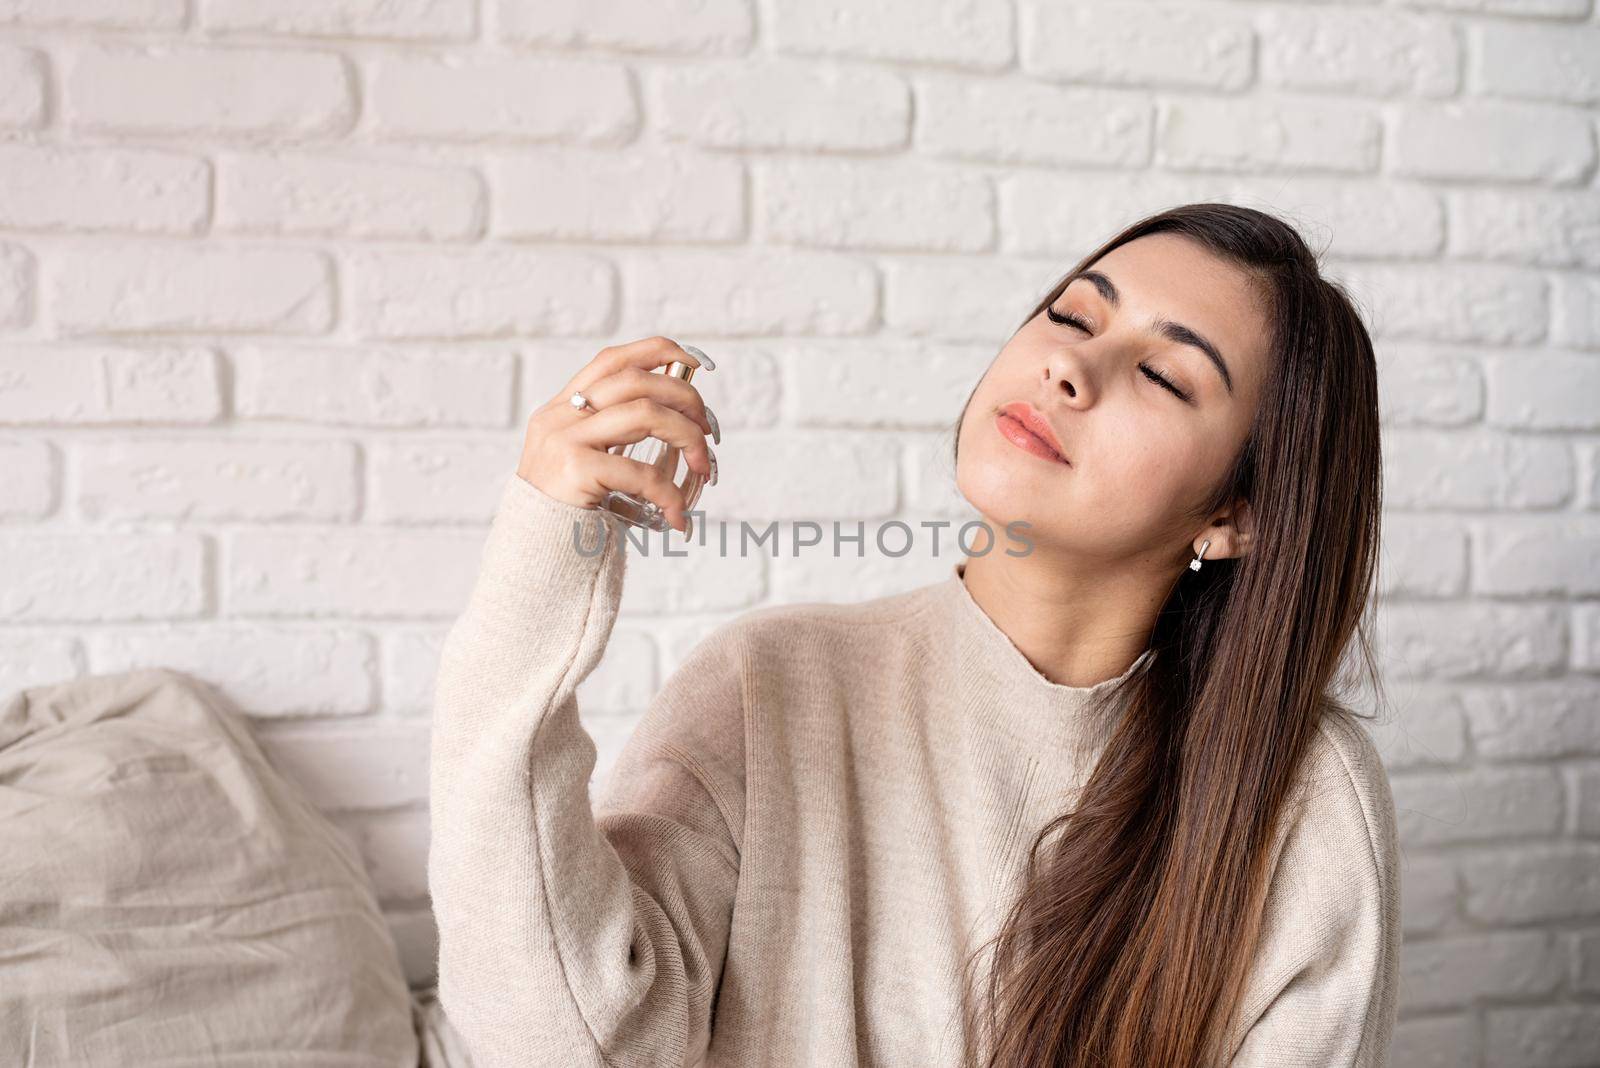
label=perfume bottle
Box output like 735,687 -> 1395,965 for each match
600,351 -> 714,532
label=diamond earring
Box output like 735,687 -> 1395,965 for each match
1189,538 -> 1212,572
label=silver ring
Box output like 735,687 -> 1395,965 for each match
569,390 -> 593,413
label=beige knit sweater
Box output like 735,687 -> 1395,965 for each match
428,471 -> 1401,1067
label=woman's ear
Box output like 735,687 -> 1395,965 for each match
1196,498 -> 1255,561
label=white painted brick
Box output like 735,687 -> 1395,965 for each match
217,153 -> 483,241
771,538 -> 965,606
50,245 -> 335,335
902,432 -> 971,519
1577,765 -> 1600,835
757,158 -> 993,252
658,619 -> 738,680
1395,0 -> 1588,14
257,725 -> 430,810
1368,514 -> 1468,598
1000,171 -> 1234,258
916,76 -> 1151,167
1382,428 -> 1572,509
0,532 -> 206,621
381,627 -> 448,715
1578,604 -> 1600,671
227,529 -> 484,618
0,437 -> 55,517
1389,1016 -> 1476,1068
1400,854 -> 1459,936
1400,931 -> 1564,1012
87,625 -> 375,717
1159,98 -> 1381,174
0,242 -> 35,328
1369,687 -> 1470,769
653,60 -> 909,152
1551,272 -> 1600,350
332,807 -> 430,903
347,248 -> 613,339
1462,844 -> 1600,924
66,45 -> 354,138
368,437 -> 517,523
0,345 -> 222,425
772,0 -> 1012,69
234,346 -> 516,428
1472,516 -> 1600,596
1580,928 -> 1600,994
518,340 -> 779,459
1,0 -> 184,29
1259,8 -> 1459,97
1485,1006 -> 1600,1068
1376,601 -> 1568,678
1338,262 -> 1547,345
620,250 -> 876,336
1023,2 -> 1250,90
1584,443 -> 1600,511
582,626 -> 659,714
695,429 -> 896,522
1461,683 -> 1600,759
202,0 -> 475,41
1216,177 -> 1446,260
1389,101 -> 1596,184
0,634 -> 80,696
0,145 -> 208,234
1392,766 -> 1564,845
781,340 -> 987,428
0,45 -> 46,129
1450,189 -> 1600,268
77,437 -> 360,522
1473,21 -> 1600,105
1377,344 -> 1483,427
491,148 -> 743,244
617,542 -> 766,614
369,54 -> 634,144
883,256 -> 1061,343
498,0 -> 753,54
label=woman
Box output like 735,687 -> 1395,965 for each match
428,202 -> 1401,1067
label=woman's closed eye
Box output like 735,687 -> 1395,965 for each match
1046,305 -> 1193,404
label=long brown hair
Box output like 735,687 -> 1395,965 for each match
949,202 -> 1387,1067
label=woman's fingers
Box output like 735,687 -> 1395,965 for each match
567,396 -> 714,480
517,335 -> 718,523
563,336 -> 711,399
569,362 -> 715,446
588,449 -> 694,533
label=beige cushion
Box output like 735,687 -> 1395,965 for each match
0,667 -> 419,1066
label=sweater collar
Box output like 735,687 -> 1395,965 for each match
927,557 -> 1154,754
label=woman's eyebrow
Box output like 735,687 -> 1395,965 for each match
1067,270 -> 1235,397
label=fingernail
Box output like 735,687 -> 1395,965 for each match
705,405 -> 721,445
681,344 -> 715,371
683,514 -> 693,538
708,446 -> 718,486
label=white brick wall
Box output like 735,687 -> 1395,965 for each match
0,2 -> 1595,1055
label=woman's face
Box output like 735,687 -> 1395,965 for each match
956,233 -> 1272,566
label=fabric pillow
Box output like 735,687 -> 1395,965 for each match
0,667 -> 419,1066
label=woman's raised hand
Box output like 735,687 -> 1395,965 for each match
516,336 -> 717,534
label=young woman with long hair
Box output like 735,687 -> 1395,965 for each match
428,202 -> 1400,1067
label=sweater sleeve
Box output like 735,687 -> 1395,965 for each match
1227,713 -> 1402,1067
428,472 -> 744,1068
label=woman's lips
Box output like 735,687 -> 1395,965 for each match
996,411 -> 1070,465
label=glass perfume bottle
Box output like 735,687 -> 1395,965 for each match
600,352 -> 713,532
